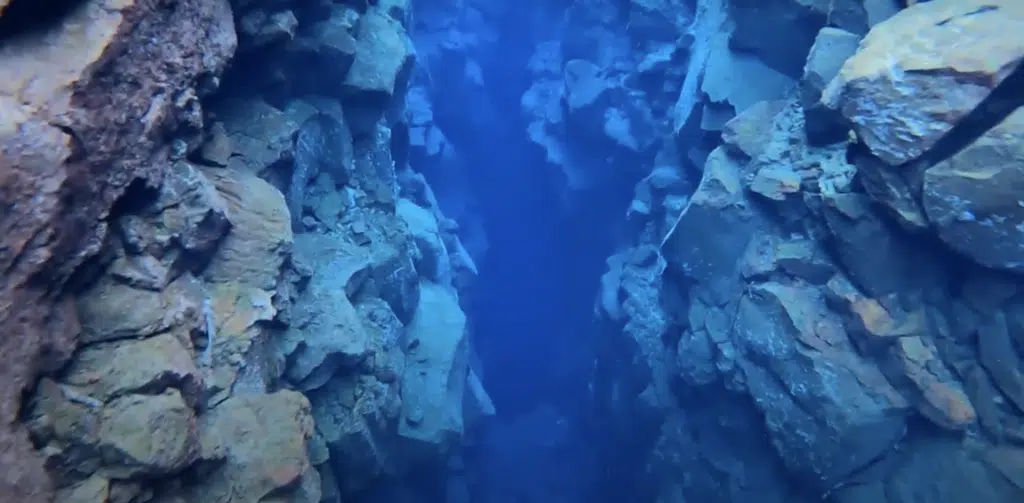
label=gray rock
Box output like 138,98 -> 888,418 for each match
735,282 -> 910,492
289,113 -> 354,228
398,282 -> 470,459
922,109 -> 1024,273
343,11 -> 416,133
397,198 -> 452,284
821,0 -> 1024,166
280,234 -> 372,391
801,27 -> 861,145
729,0 -> 867,78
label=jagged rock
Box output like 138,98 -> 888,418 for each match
291,4 -> 360,87
564,59 -> 613,133
406,87 -> 449,158
345,215 -> 421,324
687,3 -> 796,132
28,379 -> 202,486
116,161 -> 231,278
822,0 -> 1024,166
289,112 -> 355,228
824,275 -> 924,351
350,123 -> 402,207
237,8 -> 298,52
656,92 -> 972,499
185,391 -> 321,503
96,390 -> 200,479
818,191 -> 925,297
205,281 -> 279,402
399,282 -> 470,459
921,109 -> 1024,272
55,476 -> 110,503
740,235 -> 835,285
749,165 -> 802,201
62,333 -> 202,407
197,121 -> 233,167
523,75 -> 568,167
309,367 -> 403,494
343,10 -> 415,132
603,246 -> 668,402
662,147 -> 756,283
801,27 -> 861,145
216,98 -> 307,174
378,0 -> 413,25
76,273 -> 205,344
281,233 -> 373,391
735,282 -> 910,491
601,1 -> 1024,501
443,230 -> 480,297
107,253 -> 173,291
562,58 -> 659,154
730,0 -> 868,78
626,0 -> 686,43
890,336 -> 976,430
721,100 -> 788,161
398,198 -> 452,283
203,166 -> 293,290
304,296 -> 404,496
978,311 -> 1024,413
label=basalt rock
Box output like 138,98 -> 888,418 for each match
0,0 -> 236,500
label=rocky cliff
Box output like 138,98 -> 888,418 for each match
0,0 -> 491,502
4,0 -> 1024,502
584,0 -> 1024,502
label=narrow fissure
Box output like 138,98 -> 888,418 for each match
9,1 -> 1024,503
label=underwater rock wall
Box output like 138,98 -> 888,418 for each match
592,1 -> 1024,502
1,0 -> 491,502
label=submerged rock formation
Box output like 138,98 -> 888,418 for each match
591,0 -> 1024,502
1,0 -> 236,500
2,0 -> 491,501
3,0 -> 1024,502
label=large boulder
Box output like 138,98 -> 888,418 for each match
343,10 -> 416,133
185,391 -> 321,503
823,0 -> 1024,272
822,0 -> 1024,166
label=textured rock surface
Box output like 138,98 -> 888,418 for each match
921,109 -> 1024,272
593,1 -> 1024,502
2,0 -> 489,501
6,0 -> 1024,502
0,0 -> 235,500
822,0 -> 1024,166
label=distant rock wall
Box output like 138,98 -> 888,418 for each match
592,1 -> 1024,502
1,0 -> 492,502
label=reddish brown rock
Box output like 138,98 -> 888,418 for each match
0,0 -> 236,500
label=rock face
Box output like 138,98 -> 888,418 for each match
0,0 -> 235,501
820,0 -> 1024,273
2,0 -> 490,502
591,0 -> 1024,502
822,0 -> 1024,166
